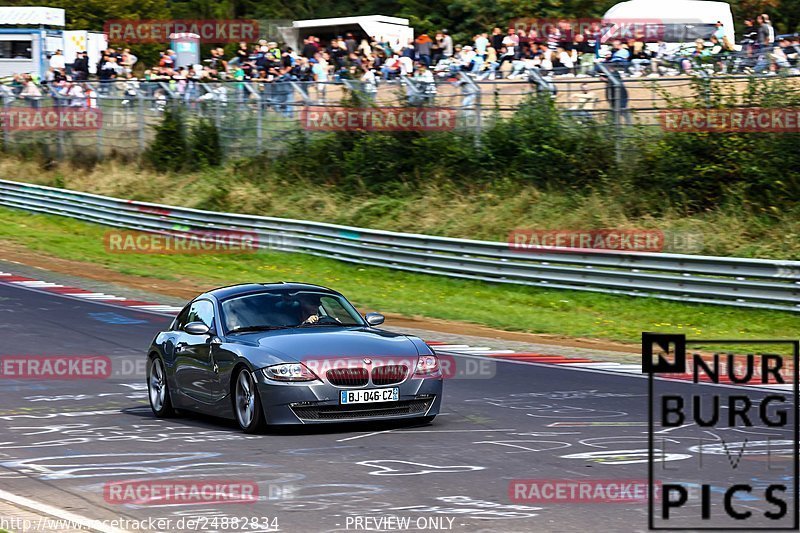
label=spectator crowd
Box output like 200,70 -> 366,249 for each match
1,11 -> 798,110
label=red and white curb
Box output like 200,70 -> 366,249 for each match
0,271 -> 183,314
424,342 -> 794,391
424,341 -> 597,366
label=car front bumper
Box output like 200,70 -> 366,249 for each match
255,373 -> 443,425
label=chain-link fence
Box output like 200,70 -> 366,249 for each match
2,64 -> 800,162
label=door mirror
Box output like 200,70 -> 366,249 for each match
184,321 -> 211,336
365,312 -> 385,326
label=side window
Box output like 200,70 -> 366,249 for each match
320,296 -> 352,322
185,300 -> 215,329
173,305 -> 191,331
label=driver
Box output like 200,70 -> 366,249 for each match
299,297 -> 322,324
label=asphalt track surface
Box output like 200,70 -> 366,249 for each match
0,281 -> 796,533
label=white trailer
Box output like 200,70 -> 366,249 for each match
603,0 -> 736,44
64,30 -> 108,74
285,15 -> 413,52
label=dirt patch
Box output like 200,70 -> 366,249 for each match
0,239 -> 639,354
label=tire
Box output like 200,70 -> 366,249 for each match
234,368 -> 267,433
148,356 -> 176,417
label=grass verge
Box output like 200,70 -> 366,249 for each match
0,206 -> 797,346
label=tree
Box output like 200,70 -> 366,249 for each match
145,108 -> 188,172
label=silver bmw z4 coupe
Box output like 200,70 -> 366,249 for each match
146,282 -> 443,432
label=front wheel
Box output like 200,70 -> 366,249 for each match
148,356 -> 175,417
234,369 -> 266,433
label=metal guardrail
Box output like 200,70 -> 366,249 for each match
0,179 -> 798,312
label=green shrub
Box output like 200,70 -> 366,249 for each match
144,108 -> 187,172
627,77 -> 800,213
189,118 -> 223,169
481,95 -> 615,189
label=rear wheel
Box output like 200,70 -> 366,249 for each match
234,369 -> 266,433
148,356 -> 175,417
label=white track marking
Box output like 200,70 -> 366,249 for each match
337,428 -> 515,442
0,488 -> 130,533
130,305 -> 183,312
9,281 -> 64,288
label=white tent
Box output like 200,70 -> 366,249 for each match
284,15 -> 413,51
0,7 -> 65,27
603,0 -> 735,42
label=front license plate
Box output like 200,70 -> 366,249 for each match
340,387 -> 399,405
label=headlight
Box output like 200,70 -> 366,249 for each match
414,355 -> 440,376
262,363 -> 318,382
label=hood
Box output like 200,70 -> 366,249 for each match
231,327 -> 421,362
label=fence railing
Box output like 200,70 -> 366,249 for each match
1,179 -> 798,312
5,70 -> 800,162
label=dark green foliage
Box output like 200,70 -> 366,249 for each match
479,95 -> 615,190
145,111 -> 223,172
144,109 -> 187,172
265,96 -> 616,195
190,119 -> 223,169
628,76 -> 800,213
252,83 -> 799,216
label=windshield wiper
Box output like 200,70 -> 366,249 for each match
227,325 -> 291,335
295,322 -> 359,328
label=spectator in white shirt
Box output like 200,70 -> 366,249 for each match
558,47 -> 575,73
360,65 -> 378,98
67,82 -> 85,107
474,33 -> 489,59
398,55 -> 414,75
439,30 -> 454,58
502,30 -> 518,58
49,49 -> 66,70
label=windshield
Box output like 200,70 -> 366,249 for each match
220,290 -> 366,333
